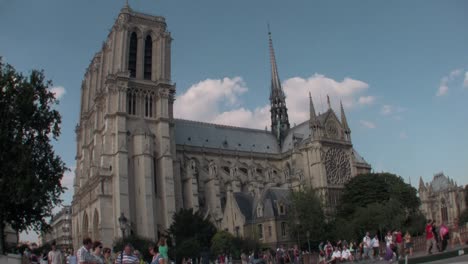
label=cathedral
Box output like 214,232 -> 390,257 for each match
71,5 -> 371,249
419,173 -> 466,227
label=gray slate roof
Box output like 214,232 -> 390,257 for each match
174,119 -> 280,154
233,192 -> 254,221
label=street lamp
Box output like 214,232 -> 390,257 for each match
118,213 -> 128,238
306,230 -> 311,253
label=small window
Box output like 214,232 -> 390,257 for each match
144,35 -> 152,80
268,225 -> 272,237
257,204 -> 263,218
279,203 -> 285,215
257,224 -> 263,239
281,222 -> 287,237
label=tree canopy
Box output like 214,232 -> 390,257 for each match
168,208 -> 217,261
287,187 -> 326,246
0,58 -> 67,254
333,172 -> 424,241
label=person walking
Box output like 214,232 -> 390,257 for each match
451,218 -> 464,248
384,231 -> 394,261
404,231 -> 413,256
394,229 -> 403,259
48,241 -> 64,264
149,246 -> 164,264
426,220 -> 436,254
77,238 -> 98,264
439,222 -> 449,252
432,221 -> 442,252
371,234 -> 380,260
91,242 -> 104,264
362,232 -> 372,260
158,237 -> 168,264
103,248 -> 113,264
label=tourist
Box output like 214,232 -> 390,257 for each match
149,246 -> 163,264
115,244 -> 139,264
341,246 -> 353,261
103,248 -> 113,264
158,237 -> 168,264
67,250 -> 77,264
439,222 -> 449,252
371,234 -> 380,259
384,231 -> 394,261
48,241 -> 64,264
293,245 -> 300,264
404,231 -> 413,256
362,232 -> 372,260
394,229 -> 403,259
92,241 -> 104,264
77,238 -> 97,264
426,220 -> 436,254
451,218 -> 464,248
329,247 -> 341,264
324,242 -> 333,260
432,221 -> 441,252
133,250 -> 145,264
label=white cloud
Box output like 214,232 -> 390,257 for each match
359,120 -> 376,129
61,167 -> 75,191
436,85 -> 449,96
358,95 -> 376,105
381,105 -> 406,116
49,86 -> 66,100
175,74 -> 372,129
464,72 -> 468,88
436,68 -> 463,96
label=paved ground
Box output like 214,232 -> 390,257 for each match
424,253 -> 468,264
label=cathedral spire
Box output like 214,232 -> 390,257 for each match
268,26 -> 290,145
327,95 -> 331,110
309,92 -> 316,120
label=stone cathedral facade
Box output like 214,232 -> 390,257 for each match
71,5 -> 371,249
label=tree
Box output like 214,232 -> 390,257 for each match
211,231 -> 235,257
168,209 -> 217,261
287,187 -> 326,247
0,58 -> 67,254
338,173 -> 420,218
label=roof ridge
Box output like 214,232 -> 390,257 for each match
174,118 -> 272,134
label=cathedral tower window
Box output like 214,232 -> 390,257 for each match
127,91 -> 136,115
144,35 -> 152,80
128,32 -> 138,78
145,94 -> 153,118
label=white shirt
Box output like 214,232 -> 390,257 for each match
385,235 -> 393,247
341,249 -> 350,259
371,238 -> 380,248
331,251 -> 341,259
48,250 -> 63,264
363,236 -> 371,248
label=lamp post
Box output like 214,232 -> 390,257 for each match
118,213 -> 128,238
306,231 -> 311,253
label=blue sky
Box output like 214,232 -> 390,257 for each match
1,0 -> 467,242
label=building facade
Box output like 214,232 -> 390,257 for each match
41,206 -> 73,251
71,5 -> 371,249
419,173 -> 466,227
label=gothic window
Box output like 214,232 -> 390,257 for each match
441,198 -> 448,222
281,222 -> 287,237
144,94 -> 153,118
268,225 -> 272,237
144,35 -> 152,80
324,148 -> 351,185
257,224 -> 263,239
128,32 -> 137,78
278,203 -> 285,215
127,91 -> 136,115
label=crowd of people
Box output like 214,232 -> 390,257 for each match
21,237 -> 169,264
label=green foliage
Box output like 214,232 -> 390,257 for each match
169,208 -> 217,259
0,58 -> 67,254
210,231 -> 260,259
113,235 -> 155,262
331,172 -> 425,241
287,187 -> 326,245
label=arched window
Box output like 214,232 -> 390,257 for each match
144,94 -> 153,118
127,91 -> 136,115
128,32 -> 137,78
144,35 -> 152,80
441,198 -> 448,222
